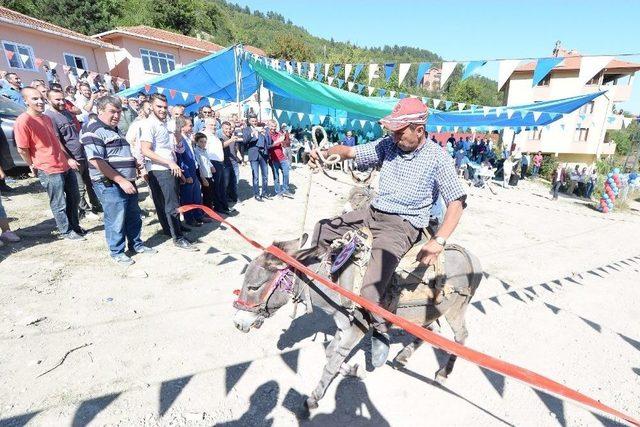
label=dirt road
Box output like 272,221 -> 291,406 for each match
1,166 -> 639,426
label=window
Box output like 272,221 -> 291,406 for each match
140,49 -> 175,74
536,74 -> 551,87
530,128 -> 543,140
579,101 -> 595,115
586,72 -> 602,86
574,127 -> 589,142
63,53 -> 88,73
2,40 -> 36,70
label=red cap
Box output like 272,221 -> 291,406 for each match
379,98 -> 429,131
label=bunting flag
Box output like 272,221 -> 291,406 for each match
35,58 -> 44,68
495,106 -> 504,117
462,60 -> 487,80
156,87 -> 165,94
506,108 -> 515,119
384,63 -> 395,81
368,64 -> 379,84
323,63 -> 330,78
398,63 -> 411,85
295,61 -> 301,75
353,64 -> 365,81
77,68 -> 85,76
432,98 -> 441,109
327,76 -> 335,86
390,90 -> 396,98
333,64 -> 342,77
338,117 -> 347,126
347,81 -> 355,91
440,62 -> 457,88
144,84 -> 151,93
498,59 -> 521,90
622,117 -> 633,128
5,50 -> 14,61
578,56 -> 613,86
444,100 -> 453,110
533,111 -> 542,122
116,77 -> 125,86
359,119 -> 367,128
297,112 -> 305,122
356,83 -> 365,94
532,57 -> 564,87
181,91 -> 189,101
20,53 -> 30,65
457,103 -> 466,111
379,88 -> 386,97
344,64 -> 353,81
337,79 -> 344,89
367,86 -> 375,96
415,62 -> 431,86
169,89 -> 177,99
319,114 -> 326,123
194,95 -> 202,104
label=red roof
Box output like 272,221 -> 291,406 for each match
514,55 -> 640,73
95,26 -> 266,56
0,6 -> 118,50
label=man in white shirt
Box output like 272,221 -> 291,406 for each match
202,118 -> 228,212
139,93 -> 196,251
73,82 -> 96,125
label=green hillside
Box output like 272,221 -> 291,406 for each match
1,0 -> 503,105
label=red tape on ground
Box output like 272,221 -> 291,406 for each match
180,204 -> 639,426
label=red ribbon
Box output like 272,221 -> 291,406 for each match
179,204 -> 639,426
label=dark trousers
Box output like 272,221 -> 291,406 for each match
76,159 -> 102,214
520,164 -> 528,179
201,177 -> 214,208
93,181 -> 143,256
37,169 -> 80,235
250,154 -> 269,197
224,162 -> 239,204
211,160 -> 228,211
552,181 -> 562,200
179,177 -> 203,223
147,169 -> 183,240
312,205 -> 422,332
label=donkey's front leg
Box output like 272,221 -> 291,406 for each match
306,324 -> 365,410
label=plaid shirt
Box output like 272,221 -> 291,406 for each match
355,136 -> 467,228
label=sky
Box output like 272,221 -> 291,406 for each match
233,0 -> 640,114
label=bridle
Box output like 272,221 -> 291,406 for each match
233,267 -> 301,316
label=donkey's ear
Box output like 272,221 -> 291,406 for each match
299,233 -> 309,248
272,239 -> 300,255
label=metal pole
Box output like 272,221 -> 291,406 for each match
234,45 -> 242,118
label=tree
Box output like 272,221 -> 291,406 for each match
267,33 -> 313,61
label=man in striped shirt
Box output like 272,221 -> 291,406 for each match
81,95 -> 156,266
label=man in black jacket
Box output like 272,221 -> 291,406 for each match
242,115 -> 271,201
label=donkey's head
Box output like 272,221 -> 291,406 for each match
233,236 -> 313,333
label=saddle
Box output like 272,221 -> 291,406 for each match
327,227 -> 467,311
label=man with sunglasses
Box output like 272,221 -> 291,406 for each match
309,98 -> 467,368
194,106 -> 213,133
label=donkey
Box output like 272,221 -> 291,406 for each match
233,231 -> 483,413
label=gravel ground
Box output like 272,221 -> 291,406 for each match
0,164 -> 638,426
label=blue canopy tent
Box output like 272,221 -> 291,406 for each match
117,46 -> 257,112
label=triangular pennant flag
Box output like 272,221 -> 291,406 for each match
622,117 -> 633,128
520,111 -> 529,120
462,60 -> 487,80
470,105 -> 478,113
333,64 -> 342,77
337,79 -> 344,89
506,108 -> 515,119
317,75 -> 324,83
297,112 -> 305,121
301,62 -> 308,76
19,53 -> 30,65
398,93 -> 407,99
378,89 -> 386,97
415,62 -> 431,86
432,98 -> 441,109
169,89 -> 177,99
532,57 -> 564,87
308,63 -> 315,79
398,63 -> 411,85
338,117 -> 347,126
116,77 -> 125,86
367,86 -> 375,96
180,91 -> 189,101
421,97 -> 429,104
35,58 -> 44,68
368,64 -> 379,84
359,119 -> 367,128
482,106 -> 491,116
444,100 -> 453,110
5,50 -> 14,61
457,103 -> 466,111
384,63 -> 395,81
347,81 -> 355,91
156,87 -> 165,94
389,90 -> 396,98
319,114 -> 326,123
194,95 -> 202,104
533,111 -> 542,122
295,61 -> 301,75
436,125 -> 443,132
327,76 -> 335,86
274,109 -> 282,118
144,84 -> 151,93
344,64 -> 353,81
578,56 -> 613,86
440,62 -> 457,88
356,83 -> 365,94
453,126 -> 459,132
323,63 -> 330,77
315,63 -> 322,80
353,64 -> 364,81
308,114 -> 315,123
497,59 -> 521,90
495,106 -> 504,117
77,68 -> 85,76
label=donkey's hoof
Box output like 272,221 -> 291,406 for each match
392,357 -> 407,370
339,363 -> 360,377
434,368 -> 448,384
305,397 -> 319,410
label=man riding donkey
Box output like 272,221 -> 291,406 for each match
308,98 -> 467,367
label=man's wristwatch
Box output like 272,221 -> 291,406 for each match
434,236 -> 447,247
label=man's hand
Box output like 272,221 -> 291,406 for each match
68,158 -> 80,171
211,165 -> 216,174
118,179 -> 137,195
416,239 -> 445,266
168,161 -> 183,178
201,179 -> 209,187
0,168 -> 6,180
185,177 -> 193,184
308,149 -> 325,170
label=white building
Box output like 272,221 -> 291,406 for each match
501,51 -> 640,164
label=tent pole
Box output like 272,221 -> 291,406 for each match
235,44 -> 242,117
